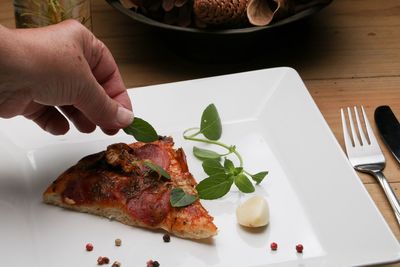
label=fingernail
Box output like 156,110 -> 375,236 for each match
116,106 -> 134,127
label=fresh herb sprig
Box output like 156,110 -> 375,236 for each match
184,104 -> 268,200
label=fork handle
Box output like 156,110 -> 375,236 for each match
374,171 -> 400,225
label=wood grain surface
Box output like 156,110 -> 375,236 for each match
1,0 -> 400,265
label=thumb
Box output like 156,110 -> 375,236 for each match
75,82 -> 134,130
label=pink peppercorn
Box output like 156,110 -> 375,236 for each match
270,242 -> 278,251
86,243 -> 93,252
296,244 -> 304,253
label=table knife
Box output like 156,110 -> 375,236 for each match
374,105 -> 400,164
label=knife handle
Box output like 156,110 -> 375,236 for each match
374,171 -> 400,225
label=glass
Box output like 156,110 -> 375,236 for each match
13,0 -> 92,29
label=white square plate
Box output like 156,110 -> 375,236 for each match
0,68 -> 399,267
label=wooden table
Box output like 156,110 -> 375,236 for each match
1,0 -> 400,265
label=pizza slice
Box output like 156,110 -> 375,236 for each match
43,137 -> 217,239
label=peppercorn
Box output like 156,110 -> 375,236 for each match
147,260 -> 160,267
97,256 -> 110,265
296,244 -> 304,253
102,257 -> 110,264
86,243 -> 94,251
112,260 -> 121,267
270,242 -> 278,251
115,238 -> 122,246
163,234 -> 170,243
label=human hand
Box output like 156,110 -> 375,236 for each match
0,20 -> 133,135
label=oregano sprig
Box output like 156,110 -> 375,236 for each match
183,104 -> 268,200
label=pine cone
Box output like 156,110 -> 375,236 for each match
122,0 -> 193,27
193,0 -> 249,27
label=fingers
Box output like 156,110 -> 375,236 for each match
61,105 -> 119,135
102,128 -> 120,135
85,35 -> 132,111
60,105 -> 96,133
74,78 -> 133,130
73,31 -> 134,131
24,103 -> 70,135
100,70 -> 132,112
0,89 -> 32,119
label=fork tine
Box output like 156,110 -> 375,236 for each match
361,106 -> 379,146
341,108 -> 354,150
354,106 -> 369,145
347,107 -> 361,147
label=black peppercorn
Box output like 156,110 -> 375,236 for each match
163,234 -> 171,243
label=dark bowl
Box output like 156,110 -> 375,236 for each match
106,0 -> 333,62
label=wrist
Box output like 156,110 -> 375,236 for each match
0,26 -> 15,91
0,26 -> 36,94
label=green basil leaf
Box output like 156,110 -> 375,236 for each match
202,159 -> 225,175
143,160 -> 171,179
200,104 -> 222,141
196,174 -> 233,200
251,171 -> 268,185
193,146 -> 221,161
123,117 -> 158,143
224,158 -> 235,174
170,188 -> 197,207
234,174 -> 255,193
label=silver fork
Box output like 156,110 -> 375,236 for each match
341,106 -> 400,225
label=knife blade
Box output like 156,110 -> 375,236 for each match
374,105 -> 400,163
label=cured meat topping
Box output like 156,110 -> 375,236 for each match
62,141 -> 174,225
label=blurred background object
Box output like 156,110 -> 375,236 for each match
107,0 -> 332,62
13,0 -> 92,29
115,0 -> 332,29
